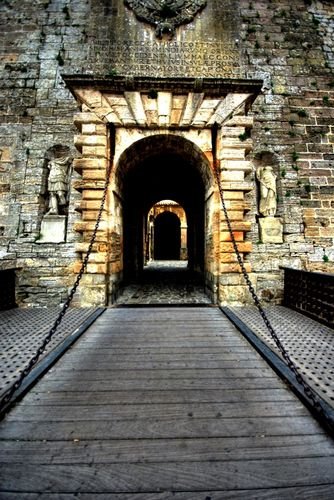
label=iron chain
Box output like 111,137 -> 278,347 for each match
213,165 -> 325,416
0,159 -> 112,412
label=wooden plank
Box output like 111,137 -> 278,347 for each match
76,341 -> 249,348
22,388 -> 296,405
1,306 -> 334,497
61,349 -> 264,358
1,458 -> 334,492
0,416 -> 323,441
2,486 -> 334,499
42,368 -> 277,381
39,359 -> 263,370
6,401 -> 308,422
2,434 -> 334,465
77,332 -> 247,340
34,377 -> 283,392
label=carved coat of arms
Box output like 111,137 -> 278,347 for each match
124,0 -> 207,38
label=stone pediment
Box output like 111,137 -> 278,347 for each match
64,76 -> 262,129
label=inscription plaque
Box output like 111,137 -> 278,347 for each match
89,40 -> 241,78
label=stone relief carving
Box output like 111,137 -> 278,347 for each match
124,0 -> 207,38
256,166 -> 277,217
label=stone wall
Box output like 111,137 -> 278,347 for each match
0,0 -> 333,306
240,0 -> 334,302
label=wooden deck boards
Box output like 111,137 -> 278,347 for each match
1,306 -> 334,498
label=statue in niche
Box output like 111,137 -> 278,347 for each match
46,155 -> 72,215
256,166 -> 277,217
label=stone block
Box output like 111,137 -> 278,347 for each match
81,146 -> 107,157
218,284 -> 249,305
220,242 -> 252,253
220,253 -> 239,263
82,169 -> 106,180
76,284 -> 106,307
258,217 -> 283,244
220,160 -> 253,172
220,263 -> 252,273
220,231 -> 244,242
36,215 -> 67,243
86,263 -> 107,274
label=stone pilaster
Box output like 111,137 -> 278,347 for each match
72,106 -> 110,307
217,116 -> 254,305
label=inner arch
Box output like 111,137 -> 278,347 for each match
115,134 -> 213,283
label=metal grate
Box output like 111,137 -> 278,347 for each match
229,305 -> 334,407
283,267 -> 334,328
0,308 -> 98,398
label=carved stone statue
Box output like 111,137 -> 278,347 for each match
46,156 -> 72,215
256,166 -> 277,217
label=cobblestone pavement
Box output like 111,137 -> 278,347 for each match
228,306 -> 334,408
116,260 -> 211,305
0,307 -> 99,399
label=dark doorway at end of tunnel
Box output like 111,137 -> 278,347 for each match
119,134 -> 210,288
154,211 -> 181,260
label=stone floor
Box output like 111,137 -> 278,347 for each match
116,260 -> 211,305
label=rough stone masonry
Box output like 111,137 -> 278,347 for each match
0,0 -> 333,307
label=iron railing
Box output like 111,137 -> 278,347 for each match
282,267 -> 334,329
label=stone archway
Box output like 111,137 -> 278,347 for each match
147,200 -> 188,262
65,76 -> 262,306
114,133 -> 214,289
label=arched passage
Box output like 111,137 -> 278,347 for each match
154,211 -> 181,260
115,134 -> 214,285
68,78 -> 262,307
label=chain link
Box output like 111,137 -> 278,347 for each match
0,158 -> 113,412
213,163 -> 325,417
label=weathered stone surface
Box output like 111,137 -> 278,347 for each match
258,217 -> 283,244
37,215 -> 67,244
0,0 -> 333,307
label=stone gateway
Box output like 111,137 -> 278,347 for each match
0,0 -> 333,307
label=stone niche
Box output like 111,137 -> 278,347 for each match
254,152 -> 283,245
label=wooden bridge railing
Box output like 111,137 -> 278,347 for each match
282,267 -> 334,329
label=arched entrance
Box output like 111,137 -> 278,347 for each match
146,200 -> 188,262
67,76 -> 262,307
115,134 -> 212,286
